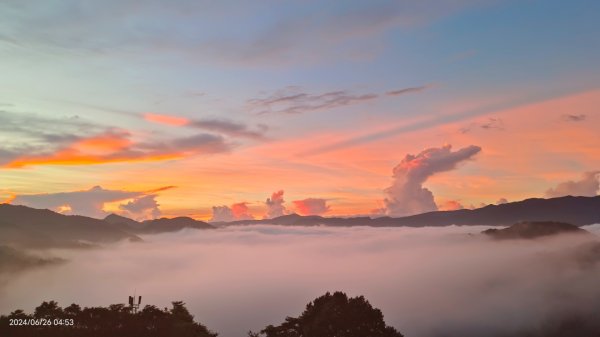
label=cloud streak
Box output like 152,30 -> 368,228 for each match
248,84 -> 429,115
4,130 -> 231,168
248,88 -> 378,115
144,113 -> 268,140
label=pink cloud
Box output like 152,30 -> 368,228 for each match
293,198 -> 330,215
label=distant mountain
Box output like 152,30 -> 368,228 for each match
223,196 -> 600,227
0,204 -> 141,249
481,221 -> 591,240
0,204 -> 215,249
105,214 -> 214,233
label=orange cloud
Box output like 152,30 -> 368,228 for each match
5,132 -> 183,168
438,200 -> 464,211
6,151 -> 183,169
5,127 -> 230,168
144,113 -> 190,126
74,132 -> 132,153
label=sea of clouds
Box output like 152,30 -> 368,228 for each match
2,224 -> 600,337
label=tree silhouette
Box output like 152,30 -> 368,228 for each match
0,300 -> 217,337
252,291 -> 403,337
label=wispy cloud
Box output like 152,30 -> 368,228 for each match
248,84 -> 429,115
143,113 -> 269,140
144,113 -> 189,126
248,88 -> 378,115
561,114 -> 587,122
386,85 -> 430,96
459,117 -> 505,134
0,1 -> 489,66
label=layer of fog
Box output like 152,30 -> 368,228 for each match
2,224 -> 600,337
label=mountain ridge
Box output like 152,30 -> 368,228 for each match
216,195 -> 600,227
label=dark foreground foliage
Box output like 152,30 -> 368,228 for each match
0,300 -> 217,337
249,291 -> 404,337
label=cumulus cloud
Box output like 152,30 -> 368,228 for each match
118,194 -> 161,221
11,185 -> 172,219
545,171 -> 600,198
210,206 -> 235,222
265,190 -> 287,219
384,145 -> 482,217
231,202 -> 254,220
211,202 -> 254,222
293,198 -> 330,215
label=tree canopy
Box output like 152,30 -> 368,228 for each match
252,291 -> 403,337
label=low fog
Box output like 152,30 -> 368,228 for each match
2,224 -> 600,337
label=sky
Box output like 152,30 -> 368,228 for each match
0,0 -> 599,220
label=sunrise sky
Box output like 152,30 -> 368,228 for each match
1,0 -> 599,221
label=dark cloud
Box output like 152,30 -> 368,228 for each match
545,171 -> 600,198
293,198 -> 330,215
459,117 -> 504,134
189,118 -> 268,140
169,133 -> 230,153
265,190 -> 287,219
386,85 -> 429,96
248,84 -> 430,115
561,114 -> 587,122
248,87 -> 378,115
384,145 -> 482,217
142,113 -> 269,141
0,110 -> 102,148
